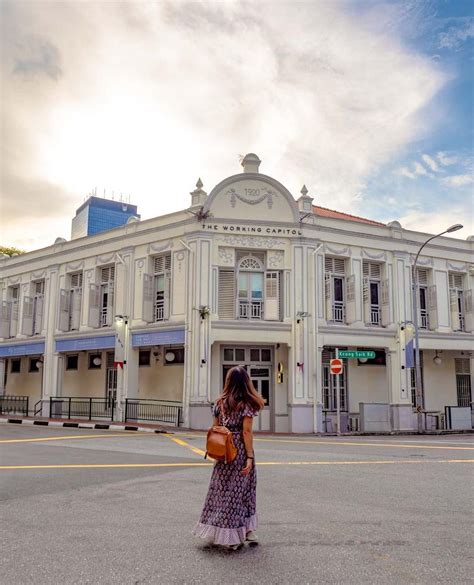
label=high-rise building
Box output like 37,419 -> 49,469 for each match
71,196 -> 140,239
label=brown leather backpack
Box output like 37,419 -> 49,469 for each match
205,425 -> 237,463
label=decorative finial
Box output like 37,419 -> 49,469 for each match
196,178 -> 203,189
301,184 -> 308,196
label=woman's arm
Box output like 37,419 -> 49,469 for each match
241,415 -> 254,476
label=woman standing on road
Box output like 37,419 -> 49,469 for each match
194,365 -> 265,550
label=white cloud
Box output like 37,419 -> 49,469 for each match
399,207 -> 472,238
1,1 -> 448,249
442,174 -> 474,188
437,151 -> 458,166
421,154 -> 439,172
413,162 -> 429,176
399,167 -> 417,179
438,19 -> 474,50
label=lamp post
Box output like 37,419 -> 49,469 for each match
412,224 -> 463,432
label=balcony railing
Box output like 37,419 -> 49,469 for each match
332,301 -> 344,323
239,300 -> 263,320
100,307 -> 108,327
155,300 -> 165,321
370,305 -> 380,326
420,309 -> 429,329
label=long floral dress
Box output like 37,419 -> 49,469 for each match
194,405 -> 258,546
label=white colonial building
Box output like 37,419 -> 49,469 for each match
1,154 -> 473,433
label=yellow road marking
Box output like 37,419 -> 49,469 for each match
165,435 -> 209,458
1,459 -> 472,470
253,438 -> 474,451
0,432 -> 153,444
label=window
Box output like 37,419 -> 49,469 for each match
238,255 -> 264,319
164,347 -> 184,365
363,262 -> 381,326
324,257 -> 346,323
66,355 -> 79,370
153,255 -> 171,322
417,269 -> 429,329
100,266 -> 115,327
29,358 -> 40,373
223,347 -> 245,362
10,358 -> 21,373
455,358 -> 471,407
139,350 -> 151,367
69,272 -> 83,331
322,348 -> 347,411
88,353 -> 102,369
33,280 -> 45,335
449,273 -> 465,331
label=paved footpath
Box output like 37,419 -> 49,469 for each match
1,425 -> 473,584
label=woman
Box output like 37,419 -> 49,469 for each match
194,365 -> 265,549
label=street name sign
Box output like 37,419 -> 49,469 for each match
338,350 -> 376,359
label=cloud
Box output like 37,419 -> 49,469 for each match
421,154 -> 439,172
0,1 -> 449,249
437,151 -> 458,166
441,174 -> 474,188
399,206 -> 472,237
399,167 -> 417,179
438,18 -> 474,50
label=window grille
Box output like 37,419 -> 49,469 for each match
239,256 -> 264,270
236,250 -> 265,265
416,269 -> 428,286
363,261 -> 381,280
70,272 -> 83,288
101,266 -> 115,283
154,255 -> 171,274
455,358 -> 470,375
325,257 -> 345,275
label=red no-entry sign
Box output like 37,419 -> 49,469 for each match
330,358 -> 343,375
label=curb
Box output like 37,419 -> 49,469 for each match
0,416 -> 173,434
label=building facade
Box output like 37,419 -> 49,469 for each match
1,154 -> 473,432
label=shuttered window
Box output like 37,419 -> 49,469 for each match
416,269 -> 428,286
218,269 -> 236,319
449,273 -> 464,290
101,266 -> 115,283
325,257 -> 345,275
70,272 -> 83,288
154,255 -> 171,274
362,261 -> 381,280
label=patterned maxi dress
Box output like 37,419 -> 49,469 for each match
194,405 -> 258,546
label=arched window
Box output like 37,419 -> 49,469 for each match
238,256 -> 264,319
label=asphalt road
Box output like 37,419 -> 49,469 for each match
1,424 -> 473,585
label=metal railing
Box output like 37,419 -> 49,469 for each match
370,305 -> 380,325
49,397 -> 115,420
420,309 -> 429,329
155,300 -> 165,321
125,399 -> 183,426
34,400 -> 43,416
0,395 -> 29,416
332,301 -> 345,323
239,300 -> 263,320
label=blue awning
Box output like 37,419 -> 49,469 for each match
132,329 -> 185,347
0,342 -> 45,357
55,335 -> 116,352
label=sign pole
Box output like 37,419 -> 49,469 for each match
335,347 -> 341,436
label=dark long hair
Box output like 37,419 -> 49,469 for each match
216,366 -> 265,416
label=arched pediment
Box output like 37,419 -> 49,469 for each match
203,173 -> 300,224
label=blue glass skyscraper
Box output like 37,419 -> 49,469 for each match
71,196 -> 140,239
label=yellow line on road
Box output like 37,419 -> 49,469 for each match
1,459 -> 472,470
165,434 -> 208,458
0,432 -> 153,444
254,438 -> 474,451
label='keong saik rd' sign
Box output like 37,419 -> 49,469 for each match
201,223 -> 303,236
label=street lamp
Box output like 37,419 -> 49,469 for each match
412,224 -> 463,432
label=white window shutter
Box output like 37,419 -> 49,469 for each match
428,285 -> 438,330
34,295 -> 44,334
106,282 -> 115,327
71,289 -> 82,330
449,289 -> 460,331
10,301 -> 19,337
363,277 -> 370,325
0,301 -> 10,338
324,273 -> 333,321
88,284 -> 100,328
163,271 -> 171,320
265,272 -> 279,321
142,273 -> 154,322
218,269 -> 236,319
58,289 -> 70,332
345,275 -> 356,324
21,296 -> 34,336
381,278 -> 391,326
464,289 -> 473,333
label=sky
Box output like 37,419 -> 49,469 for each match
1,0 -> 473,251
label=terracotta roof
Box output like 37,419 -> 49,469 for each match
313,205 -> 385,226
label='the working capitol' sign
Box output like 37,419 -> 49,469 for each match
201,223 -> 303,236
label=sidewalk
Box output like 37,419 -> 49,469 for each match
1,414 -> 472,436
